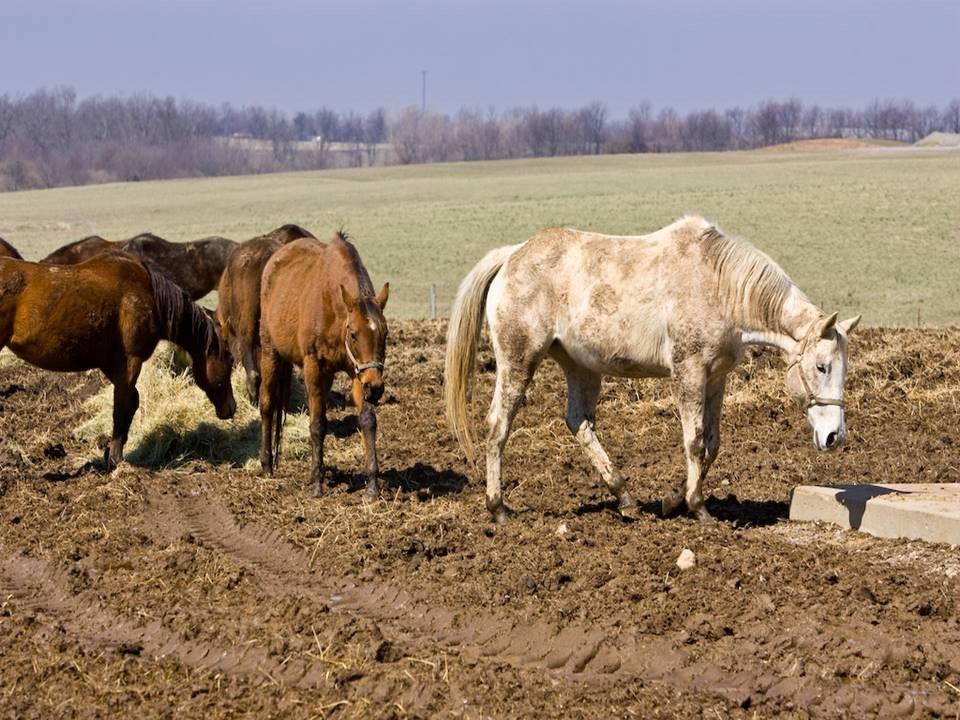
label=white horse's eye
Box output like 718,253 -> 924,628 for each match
816,364 -> 827,374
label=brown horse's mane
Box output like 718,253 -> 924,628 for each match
146,264 -> 221,356
330,230 -> 376,298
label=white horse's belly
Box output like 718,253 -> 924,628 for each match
554,322 -> 672,378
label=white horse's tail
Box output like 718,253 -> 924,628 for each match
444,244 -> 522,459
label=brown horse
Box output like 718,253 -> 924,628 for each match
0,254 -> 236,468
259,232 -> 389,496
216,224 -> 317,404
40,235 -> 116,264
41,232 -> 237,300
0,237 -> 23,260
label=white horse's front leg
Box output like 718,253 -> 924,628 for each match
663,361 -> 713,521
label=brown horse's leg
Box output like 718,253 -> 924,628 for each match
106,358 -> 143,470
259,347 -> 280,475
303,357 -> 331,497
351,378 -> 380,497
243,343 -> 260,407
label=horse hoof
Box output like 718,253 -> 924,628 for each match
618,495 -> 639,521
693,506 -> 716,523
364,480 -> 381,499
661,492 -> 685,518
491,504 -> 514,524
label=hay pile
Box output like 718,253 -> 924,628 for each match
72,342 -> 322,469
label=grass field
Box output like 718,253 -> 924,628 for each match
0,147 -> 957,324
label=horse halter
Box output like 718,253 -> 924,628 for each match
786,336 -> 844,411
344,332 -> 385,376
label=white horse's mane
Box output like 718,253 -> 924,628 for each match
690,219 -> 806,333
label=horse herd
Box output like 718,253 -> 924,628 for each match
0,216 -> 859,522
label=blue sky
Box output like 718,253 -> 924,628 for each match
1,0 -> 957,116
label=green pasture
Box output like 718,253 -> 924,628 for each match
0,148 -> 957,325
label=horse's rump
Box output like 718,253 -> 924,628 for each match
0,237 -> 23,260
41,235 -> 117,264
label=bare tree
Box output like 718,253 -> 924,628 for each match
579,101 -> 608,154
364,107 -> 387,166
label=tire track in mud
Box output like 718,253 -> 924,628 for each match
169,489 -> 960,715
0,545 -> 330,690
170,487 -> 699,686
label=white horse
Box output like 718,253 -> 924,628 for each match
445,216 -> 860,523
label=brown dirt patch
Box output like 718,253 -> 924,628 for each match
755,138 -> 907,153
2,322 -> 959,718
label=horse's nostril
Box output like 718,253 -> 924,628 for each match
825,431 -> 838,448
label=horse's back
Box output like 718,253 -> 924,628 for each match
490,227 -> 684,376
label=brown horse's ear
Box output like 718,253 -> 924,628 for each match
376,282 -> 390,310
839,314 -> 861,335
818,312 -> 839,339
338,284 -> 357,310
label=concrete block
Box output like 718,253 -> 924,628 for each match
789,483 -> 960,546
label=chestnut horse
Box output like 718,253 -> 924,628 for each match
41,232 -> 237,300
446,216 -> 860,523
0,237 -> 23,260
0,254 -> 236,467
259,232 -> 388,496
40,235 -> 116,264
216,224 -> 316,405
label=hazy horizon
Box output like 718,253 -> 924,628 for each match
1,0 -> 957,117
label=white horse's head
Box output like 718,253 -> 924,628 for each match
785,313 -> 861,451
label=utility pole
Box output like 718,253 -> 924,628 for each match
421,70 -> 427,113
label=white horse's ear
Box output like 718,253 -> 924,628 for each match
818,312 -> 839,339
839,314 -> 861,335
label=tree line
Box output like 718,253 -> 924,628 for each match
1,87 -> 958,190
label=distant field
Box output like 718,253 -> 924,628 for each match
0,148 -> 957,324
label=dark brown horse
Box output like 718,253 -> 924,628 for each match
0,254 -> 236,468
259,232 -> 388,496
216,224 -> 317,404
122,233 -> 237,299
0,237 -> 23,260
41,232 -> 237,300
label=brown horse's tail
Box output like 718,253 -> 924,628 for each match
269,359 -> 292,473
147,265 -> 220,357
444,243 -> 522,460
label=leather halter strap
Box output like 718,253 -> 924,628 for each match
786,337 -> 843,411
344,335 -> 384,376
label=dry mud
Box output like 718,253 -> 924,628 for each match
1,322 -> 960,718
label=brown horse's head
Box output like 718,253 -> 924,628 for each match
340,283 -> 389,404
190,307 -> 237,420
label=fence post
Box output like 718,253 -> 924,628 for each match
429,284 -> 438,320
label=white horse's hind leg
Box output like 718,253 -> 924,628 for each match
485,361 -> 534,523
562,366 -> 638,519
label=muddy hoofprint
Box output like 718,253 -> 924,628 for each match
446,216 -> 861,522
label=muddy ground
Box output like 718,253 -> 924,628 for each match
1,322 -> 959,719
